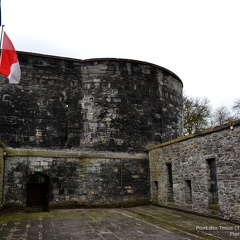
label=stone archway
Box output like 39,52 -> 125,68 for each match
26,174 -> 49,211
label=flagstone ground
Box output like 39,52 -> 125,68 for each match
0,205 -> 239,240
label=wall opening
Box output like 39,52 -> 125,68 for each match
185,180 -> 192,203
152,181 -> 158,202
207,158 -> 218,204
26,174 -> 49,211
166,163 -> 173,201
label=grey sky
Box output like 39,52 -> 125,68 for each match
2,0 -> 240,109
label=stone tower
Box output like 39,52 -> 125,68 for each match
0,52 -> 183,210
0,52 -> 183,151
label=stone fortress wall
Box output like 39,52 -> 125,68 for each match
149,121 -> 240,223
3,149 -> 149,209
0,143 -> 4,207
0,52 -> 183,209
0,52 -> 239,224
0,52 -> 183,151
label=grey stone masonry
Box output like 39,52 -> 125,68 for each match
0,52 -> 183,152
0,143 -> 4,207
0,52 -> 183,210
149,120 -> 240,223
3,148 -> 150,208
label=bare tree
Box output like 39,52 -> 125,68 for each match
183,95 -> 239,134
183,94 -> 211,135
232,98 -> 240,119
210,106 -> 234,127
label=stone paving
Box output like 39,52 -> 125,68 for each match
0,205 -> 240,239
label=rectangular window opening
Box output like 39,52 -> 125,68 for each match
207,158 -> 218,204
152,181 -> 159,202
185,180 -> 192,203
153,181 -> 158,191
166,163 -> 174,201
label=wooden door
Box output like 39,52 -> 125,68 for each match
26,174 -> 49,211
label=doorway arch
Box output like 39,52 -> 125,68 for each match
26,174 -> 49,211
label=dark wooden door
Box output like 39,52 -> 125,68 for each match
26,174 -> 49,211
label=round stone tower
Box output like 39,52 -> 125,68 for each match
0,52 -> 183,209
0,53 -> 183,152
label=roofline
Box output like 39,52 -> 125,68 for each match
148,119 -> 240,151
17,51 -> 183,86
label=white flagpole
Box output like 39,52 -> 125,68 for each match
0,24 -> 5,50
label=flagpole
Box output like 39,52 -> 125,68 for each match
0,25 -> 5,50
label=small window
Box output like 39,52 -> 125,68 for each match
166,163 -> 173,201
152,181 -> 159,201
153,181 -> 158,191
185,180 -> 192,203
207,158 -> 218,204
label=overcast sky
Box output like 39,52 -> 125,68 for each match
2,0 -> 240,110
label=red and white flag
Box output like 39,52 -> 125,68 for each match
0,32 -> 21,84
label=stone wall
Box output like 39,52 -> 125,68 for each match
3,148 -> 149,208
0,143 -> 4,207
0,52 -> 183,152
149,121 -> 240,223
0,52 -> 183,210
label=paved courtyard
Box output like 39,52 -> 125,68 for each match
0,205 -> 239,239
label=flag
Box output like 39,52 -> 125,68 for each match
0,0 -> 1,26
0,32 -> 21,84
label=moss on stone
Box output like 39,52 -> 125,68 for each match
49,199 -> 150,210
2,203 -> 26,212
126,208 -> 219,240
5,148 -> 148,160
208,204 -> 221,215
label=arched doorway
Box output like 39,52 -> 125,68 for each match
26,174 -> 49,211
